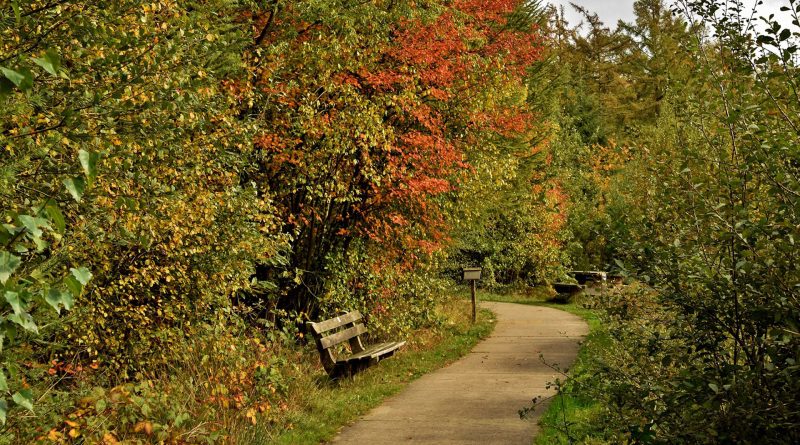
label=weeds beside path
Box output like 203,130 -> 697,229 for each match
262,297 -> 496,444
329,296 -> 588,444
479,286 -> 608,445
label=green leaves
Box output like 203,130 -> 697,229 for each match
79,149 -> 100,183
15,214 -> 54,251
8,312 -> 37,333
61,150 -> 99,201
10,0 -> 20,23
1,246 -> 90,343
45,204 -> 66,235
0,49 -> 62,97
0,66 -> 32,91
64,275 -> 83,296
63,176 -> 86,202
71,267 -> 93,286
0,252 -> 20,285
12,389 -> 33,412
3,291 -> 23,315
0,361 -> 37,424
572,2 -> 800,441
0,0 -> 285,433
95,398 -> 107,413
45,288 -> 74,314
0,77 -> 13,98
32,49 -> 61,76
18,215 -> 49,239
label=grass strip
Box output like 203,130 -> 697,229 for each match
252,301 -> 496,444
474,285 -> 608,445
532,301 -> 606,445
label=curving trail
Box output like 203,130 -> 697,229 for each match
330,302 -> 589,444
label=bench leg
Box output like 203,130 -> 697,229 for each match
331,359 -> 373,379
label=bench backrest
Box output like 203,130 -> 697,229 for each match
306,311 -> 366,372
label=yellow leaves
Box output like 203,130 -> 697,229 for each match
109,386 -> 129,403
133,420 -> 154,435
47,429 -> 63,441
35,112 -> 54,125
245,408 -> 258,425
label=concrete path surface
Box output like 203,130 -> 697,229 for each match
330,302 -> 589,444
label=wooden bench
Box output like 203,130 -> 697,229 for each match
306,311 -> 405,378
570,271 -> 607,285
551,282 -> 585,303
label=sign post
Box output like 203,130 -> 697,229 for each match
462,267 -> 482,323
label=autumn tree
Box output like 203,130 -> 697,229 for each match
244,0 -> 545,321
1,2 -> 288,432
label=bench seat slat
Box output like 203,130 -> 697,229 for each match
341,341 -> 406,363
307,310 -> 405,378
308,311 -> 363,335
319,323 -> 367,349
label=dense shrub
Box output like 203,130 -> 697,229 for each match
1,0 -> 548,437
241,0 -> 548,315
1,2 -> 291,432
547,1 -> 800,442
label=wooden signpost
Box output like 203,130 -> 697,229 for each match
462,267 -> 482,323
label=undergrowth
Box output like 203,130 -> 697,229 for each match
477,285 -> 609,445
3,292 -> 493,444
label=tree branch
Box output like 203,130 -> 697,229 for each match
254,1 -> 279,46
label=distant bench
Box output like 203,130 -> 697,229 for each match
552,282 -> 585,295
551,282 -> 585,303
306,311 -> 406,378
571,271 -> 607,285
572,271 -> 625,287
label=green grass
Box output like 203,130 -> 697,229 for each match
249,286 -> 605,444
475,285 -> 608,445
251,301 -> 496,444
532,304 -> 607,445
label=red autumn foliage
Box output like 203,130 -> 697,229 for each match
247,0 -> 544,310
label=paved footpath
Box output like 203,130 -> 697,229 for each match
330,302 -> 589,444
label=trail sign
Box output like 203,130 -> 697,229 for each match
462,267 -> 482,323
462,267 -> 482,281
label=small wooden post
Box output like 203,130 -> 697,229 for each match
471,279 -> 477,323
462,267 -> 482,324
